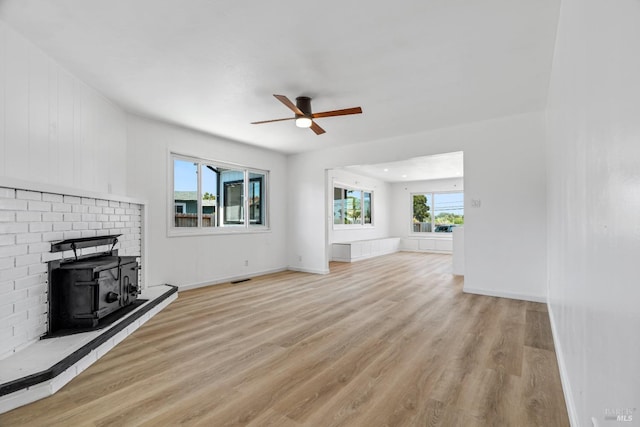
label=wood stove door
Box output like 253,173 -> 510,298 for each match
96,267 -> 122,317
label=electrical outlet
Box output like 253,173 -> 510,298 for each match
244,260 -> 249,267
471,199 -> 481,208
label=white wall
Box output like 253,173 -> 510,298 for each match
288,112 -> 547,300
546,0 -> 640,425
389,177 -> 464,238
126,115 -> 288,288
328,169 -> 391,244
0,20 -> 128,195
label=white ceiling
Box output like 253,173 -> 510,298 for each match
344,152 -> 464,183
0,0 -> 560,154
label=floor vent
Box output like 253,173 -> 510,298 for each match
230,278 -> 251,284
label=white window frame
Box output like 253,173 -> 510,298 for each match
332,182 -> 375,229
409,191 -> 464,235
169,152 -> 269,236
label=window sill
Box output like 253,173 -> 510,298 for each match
167,227 -> 271,237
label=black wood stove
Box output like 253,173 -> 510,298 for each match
47,235 -> 142,336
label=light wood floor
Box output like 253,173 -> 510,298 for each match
0,252 -> 569,426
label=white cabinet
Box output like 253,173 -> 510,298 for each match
401,236 -> 453,254
331,237 -> 401,262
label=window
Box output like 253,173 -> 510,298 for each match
411,191 -> 463,233
172,154 -> 268,233
333,185 -> 373,227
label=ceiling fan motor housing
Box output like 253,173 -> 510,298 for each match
296,96 -> 312,117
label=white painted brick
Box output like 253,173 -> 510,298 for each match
72,222 -> 88,230
0,187 -> 16,199
42,231 -> 64,241
28,324 -> 47,340
41,252 -> 62,262
63,213 -> 81,222
88,205 -> 102,214
53,222 -> 72,232
16,211 -> 42,222
102,207 -> 115,215
0,266 -> 27,282
51,203 -> 72,213
96,229 -> 111,237
0,199 -> 28,211
0,223 -> 28,234
72,204 -> 88,214
29,222 -> 52,233
50,366 -> 76,394
89,222 -> 103,230
0,211 -> 15,222
0,234 -> 16,246
0,280 -> 14,294
0,257 -> 14,270
27,201 -> 51,212
120,215 -> 131,222
15,233 -> 42,244
96,199 -> 109,207
16,190 -> 42,201
28,242 -> 50,254
75,351 -> 98,375
28,263 -> 47,275
96,214 -> 108,222
103,222 -> 114,229
27,303 -> 47,318
0,324 -> 12,340
27,284 -> 47,297
63,231 -> 82,240
0,302 -> 13,318
63,195 -> 81,205
42,212 -> 64,222
14,274 -> 45,290
81,213 -> 96,222
15,254 -> 41,267
108,215 -> 119,222
114,222 -> 125,228
81,197 -> 96,206
3,311 -> 28,327
42,193 -> 63,203
109,200 -> 120,208
96,338 -> 115,359
114,208 -> 125,215
0,244 -> 28,258
81,230 -> 96,238
14,295 -> 41,313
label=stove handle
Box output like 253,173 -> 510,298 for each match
106,292 -> 119,303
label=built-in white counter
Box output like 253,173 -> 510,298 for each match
331,237 -> 401,262
401,236 -> 453,253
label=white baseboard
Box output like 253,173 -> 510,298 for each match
463,286 -> 546,303
287,266 -> 330,275
547,303 -> 579,427
178,267 -> 288,291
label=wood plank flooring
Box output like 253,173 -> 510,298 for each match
0,252 -> 569,426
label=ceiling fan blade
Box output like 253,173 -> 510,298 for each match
310,121 -> 326,135
251,117 -> 296,125
311,107 -> 362,119
273,94 -> 304,115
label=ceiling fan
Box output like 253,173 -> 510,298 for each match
251,94 -> 362,135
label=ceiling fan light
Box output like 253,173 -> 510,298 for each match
295,117 -> 313,128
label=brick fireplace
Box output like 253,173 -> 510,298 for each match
0,186 -> 142,359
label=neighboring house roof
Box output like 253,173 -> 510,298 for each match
174,191 -> 216,206
174,191 -> 197,201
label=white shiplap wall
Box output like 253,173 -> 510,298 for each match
0,20 -> 128,194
